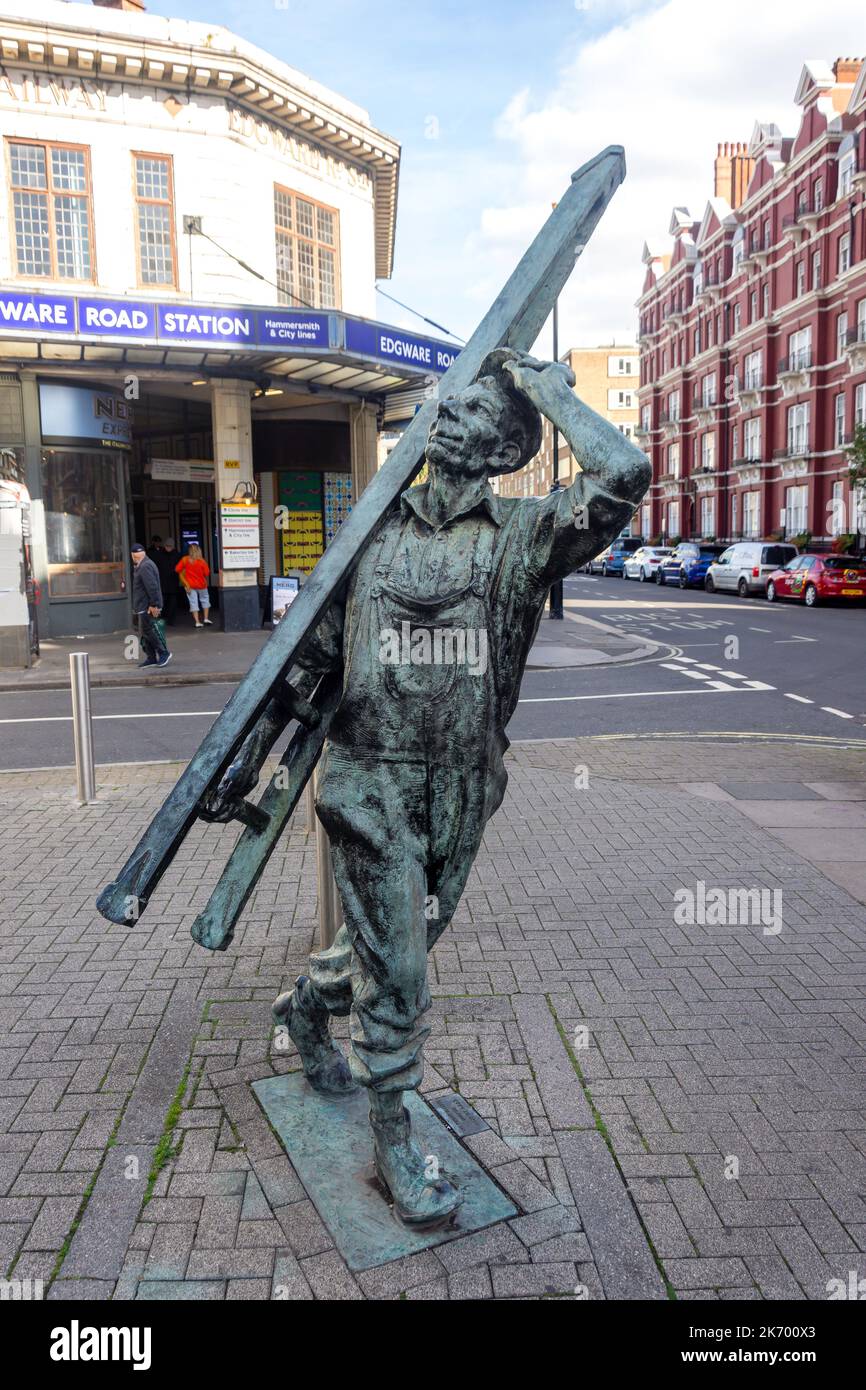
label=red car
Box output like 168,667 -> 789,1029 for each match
766,553 -> 866,606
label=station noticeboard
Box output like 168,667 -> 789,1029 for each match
219,500 -> 260,570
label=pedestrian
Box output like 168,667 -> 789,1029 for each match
131,542 -> 172,668
176,543 -> 212,627
146,534 -> 163,565
153,536 -> 181,625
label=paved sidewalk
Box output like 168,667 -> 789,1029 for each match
1,735 -> 864,1300
0,610 -> 658,692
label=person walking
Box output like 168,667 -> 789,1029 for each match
176,543 -> 212,628
131,542 -> 172,668
153,536 -> 181,626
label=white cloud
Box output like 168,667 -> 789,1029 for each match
471,0 -> 865,354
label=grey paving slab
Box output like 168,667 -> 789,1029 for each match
718,782 -> 824,801
557,1131 -> 668,1300
512,995 -> 594,1129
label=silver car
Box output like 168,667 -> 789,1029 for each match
622,545 -> 672,582
705,542 -> 799,597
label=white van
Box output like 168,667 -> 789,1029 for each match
705,542 -> 799,596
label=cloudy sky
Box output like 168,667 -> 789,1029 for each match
145,0 -> 864,356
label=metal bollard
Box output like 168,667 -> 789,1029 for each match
306,767 -> 340,949
69,652 -> 96,804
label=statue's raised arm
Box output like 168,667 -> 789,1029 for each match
501,351 -> 652,586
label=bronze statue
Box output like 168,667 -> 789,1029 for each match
96,147 -> 650,1231
204,349 -> 650,1226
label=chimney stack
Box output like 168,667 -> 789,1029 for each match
92,1 -> 148,12
714,141 -> 755,210
833,57 -> 863,84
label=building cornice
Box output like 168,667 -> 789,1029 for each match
0,4 -> 401,278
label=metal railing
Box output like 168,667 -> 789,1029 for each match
778,350 -> 812,374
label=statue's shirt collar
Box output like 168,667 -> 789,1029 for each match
399,480 -> 502,530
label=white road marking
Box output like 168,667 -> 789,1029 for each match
517,688 -> 770,705
775,636 -> 818,644
821,706 -> 854,720
749,627 -> 771,632
784,694 -> 813,704
0,711 -> 221,724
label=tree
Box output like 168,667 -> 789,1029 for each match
847,424 -> 866,544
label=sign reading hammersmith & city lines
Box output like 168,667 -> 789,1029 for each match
0,289 -> 460,375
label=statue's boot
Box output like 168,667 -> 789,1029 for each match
370,1094 -> 463,1228
272,976 -> 357,1097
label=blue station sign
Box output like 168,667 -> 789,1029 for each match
0,291 -> 76,333
0,288 -> 458,375
344,318 -> 460,373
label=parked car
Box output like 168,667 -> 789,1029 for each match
766,553 -> 866,606
705,541 -> 799,596
583,546 -> 610,575
658,541 -> 728,588
622,545 -> 672,581
597,536 -> 643,577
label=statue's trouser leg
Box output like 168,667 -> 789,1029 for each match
311,749 -> 432,1094
310,749 -> 492,1093
308,750 -> 496,1224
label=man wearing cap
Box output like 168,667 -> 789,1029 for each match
131,543 -> 172,669
207,349 -> 650,1225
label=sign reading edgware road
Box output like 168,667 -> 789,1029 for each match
0,289 -> 459,374
344,318 -> 460,372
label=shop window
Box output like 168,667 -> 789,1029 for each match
274,186 -> 341,309
42,451 -> 124,598
134,153 -> 177,287
8,140 -> 94,280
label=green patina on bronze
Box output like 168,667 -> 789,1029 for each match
96,147 -> 651,1229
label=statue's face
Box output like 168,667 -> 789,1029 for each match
426,381 -> 518,479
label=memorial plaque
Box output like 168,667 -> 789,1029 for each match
430,1092 -> 490,1138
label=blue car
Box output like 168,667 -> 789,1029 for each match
598,537 -> 643,577
658,542 -> 728,588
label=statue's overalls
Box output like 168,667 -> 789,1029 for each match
298,476 -> 635,1095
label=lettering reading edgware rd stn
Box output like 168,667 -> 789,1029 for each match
161,310 -> 252,338
82,305 -> 151,332
0,297 -> 71,327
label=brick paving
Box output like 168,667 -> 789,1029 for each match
1,735 -> 864,1300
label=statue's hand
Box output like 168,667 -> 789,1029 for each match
199,754 -> 260,824
502,352 -> 576,415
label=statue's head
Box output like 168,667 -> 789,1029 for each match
425,349 -> 542,482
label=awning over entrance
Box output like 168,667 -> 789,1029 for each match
0,290 -> 461,400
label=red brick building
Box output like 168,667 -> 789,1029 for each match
636,57 -> 866,548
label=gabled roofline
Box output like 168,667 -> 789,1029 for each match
851,58 -> 866,111
794,59 -> 835,106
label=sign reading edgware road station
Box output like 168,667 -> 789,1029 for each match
0,288 -> 459,375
